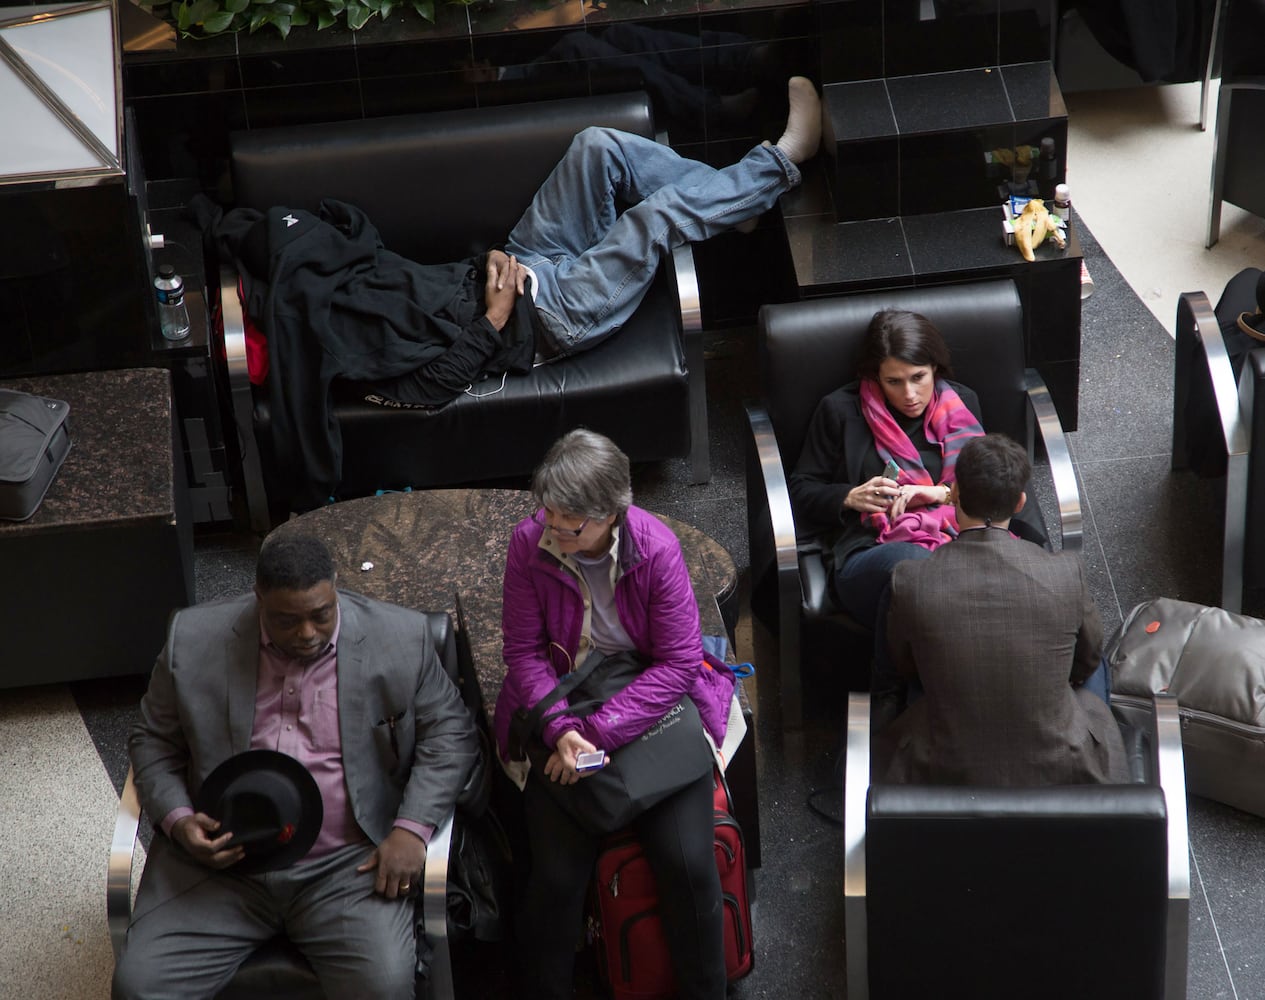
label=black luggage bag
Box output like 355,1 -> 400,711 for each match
0,389 -> 71,521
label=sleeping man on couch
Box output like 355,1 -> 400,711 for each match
208,77 -> 822,509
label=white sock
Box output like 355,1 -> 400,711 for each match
775,76 -> 822,165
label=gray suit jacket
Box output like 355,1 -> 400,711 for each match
129,589 -> 478,909
882,529 -> 1128,786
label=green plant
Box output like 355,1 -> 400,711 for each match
148,0 -> 475,39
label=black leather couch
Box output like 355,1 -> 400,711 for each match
216,92 -> 708,531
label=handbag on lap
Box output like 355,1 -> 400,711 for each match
508,650 -> 713,835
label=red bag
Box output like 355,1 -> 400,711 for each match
587,767 -> 754,999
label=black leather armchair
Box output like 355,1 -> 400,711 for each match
745,279 -> 1081,727
217,92 -> 707,532
843,691 -> 1190,1000
1206,0 -> 1265,247
108,611 -> 469,1000
1171,285 -> 1257,613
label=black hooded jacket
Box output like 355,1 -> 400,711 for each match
214,198 -> 538,509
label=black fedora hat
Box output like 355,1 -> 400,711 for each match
1236,269 -> 1265,342
195,749 -> 323,873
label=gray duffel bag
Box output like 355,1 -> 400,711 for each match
1107,596 -> 1265,818
0,389 -> 71,521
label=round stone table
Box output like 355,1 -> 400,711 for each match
273,488 -> 738,721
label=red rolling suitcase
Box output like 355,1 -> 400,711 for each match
587,766 -> 754,999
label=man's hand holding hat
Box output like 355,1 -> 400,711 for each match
171,813 -> 247,870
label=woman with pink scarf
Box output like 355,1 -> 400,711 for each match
789,310 -> 984,707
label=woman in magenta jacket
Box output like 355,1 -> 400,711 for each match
495,428 -> 735,1000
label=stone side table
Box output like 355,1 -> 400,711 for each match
0,368 -> 194,687
274,488 -> 760,865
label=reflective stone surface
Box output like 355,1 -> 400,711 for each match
271,488 -> 738,718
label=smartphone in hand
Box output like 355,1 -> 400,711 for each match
882,459 -> 900,482
575,751 -> 606,772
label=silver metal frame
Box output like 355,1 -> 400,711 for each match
1171,291 -> 1250,612
1199,0 -> 1224,132
671,243 -> 710,484
842,692 -> 1190,1000
219,265 -> 273,535
842,692 -> 871,1000
1154,694 -> 1191,1000
106,764 -> 456,999
0,0 -> 124,189
746,366 -> 1082,729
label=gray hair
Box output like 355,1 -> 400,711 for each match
531,428 -> 632,520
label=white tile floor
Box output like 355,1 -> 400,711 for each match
1067,80 -> 1265,337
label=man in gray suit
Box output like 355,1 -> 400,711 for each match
113,532 -> 478,999
881,434 -> 1128,786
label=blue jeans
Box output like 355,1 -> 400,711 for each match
506,127 -> 799,355
1080,654 -> 1113,705
834,542 -> 933,706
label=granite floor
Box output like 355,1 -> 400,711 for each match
6,89 -> 1265,998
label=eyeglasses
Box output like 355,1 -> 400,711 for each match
538,509 -> 590,537
547,516 -> 590,538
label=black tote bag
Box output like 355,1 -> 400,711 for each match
509,650 -> 713,835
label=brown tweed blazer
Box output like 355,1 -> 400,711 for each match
881,528 -> 1128,786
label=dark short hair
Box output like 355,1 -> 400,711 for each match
955,434 -> 1030,522
531,428 -> 633,520
855,310 -> 954,380
256,532 -> 336,593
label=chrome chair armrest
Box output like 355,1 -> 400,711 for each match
107,766 -> 141,960
1151,693 -> 1189,1000
219,264 -> 272,534
744,402 -> 806,726
670,243 -> 709,484
420,810 -> 455,1000
656,124 -> 708,486
843,692 -> 871,1000
1023,368 -> 1082,551
1173,291 -> 1250,611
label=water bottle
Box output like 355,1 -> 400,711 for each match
154,264 -> 191,341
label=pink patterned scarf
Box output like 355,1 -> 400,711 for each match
859,377 -> 983,550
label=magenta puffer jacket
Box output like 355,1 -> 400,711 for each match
494,505 -> 735,759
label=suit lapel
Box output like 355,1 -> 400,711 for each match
226,598 -> 261,752
336,594 -> 368,752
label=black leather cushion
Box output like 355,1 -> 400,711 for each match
228,92 -> 689,507
759,279 -> 1028,471
865,783 -> 1169,999
230,94 -> 656,265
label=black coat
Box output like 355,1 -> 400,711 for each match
215,199 -> 538,509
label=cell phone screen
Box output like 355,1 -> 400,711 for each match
575,751 -> 606,772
